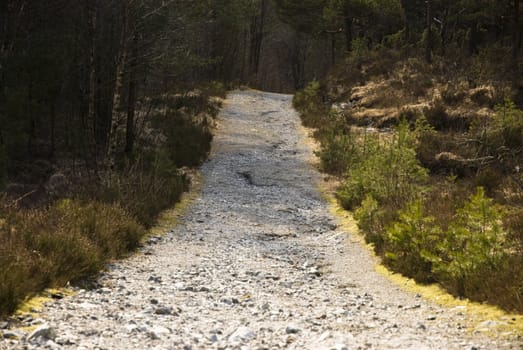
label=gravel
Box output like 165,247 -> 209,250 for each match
2,90 -> 521,350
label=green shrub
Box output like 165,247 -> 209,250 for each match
336,132 -> 380,209
102,158 -> 186,228
385,200 -> 441,282
0,199 -> 145,316
337,120 -> 428,210
0,240 -> 41,315
293,80 -> 330,128
382,30 -> 405,49
293,80 -> 322,110
0,84 -> 220,317
317,123 -> 360,175
200,81 -> 227,99
152,109 -> 213,168
505,207 -> 523,251
54,200 -> 145,260
353,195 -> 389,250
490,99 -> 523,149
432,187 -> 508,297
348,38 -> 370,68
292,50 -> 523,311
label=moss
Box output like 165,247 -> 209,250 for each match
376,265 -> 523,337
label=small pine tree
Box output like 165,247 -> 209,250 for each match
385,199 -> 441,282
433,187 -> 507,296
337,119 -> 428,209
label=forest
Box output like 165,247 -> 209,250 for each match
0,0 -> 522,315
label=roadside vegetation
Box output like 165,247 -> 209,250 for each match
1,0 -> 521,319
0,86 -> 224,317
1,1 -> 237,318
294,52 -> 523,311
283,0 -> 522,314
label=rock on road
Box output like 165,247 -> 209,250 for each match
2,90 -> 521,350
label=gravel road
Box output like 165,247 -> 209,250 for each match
2,90 -> 522,350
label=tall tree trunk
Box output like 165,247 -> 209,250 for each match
0,1 -> 26,61
125,34 -> 138,157
399,0 -> 412,42
240,28 -> 249,82
468,22 -> 479,56
291,32 -> 304,90
125,74 -> 136,157
50,103 -> 55,158
514,0 -> 523,107
0,1 -> 27,91
514,0 -> 521,59
342,6 -> 353,52
87,0 -> 98,166
330,33 -> 336,66
249,0 -> 267,84
107,1 -> 129,168
440,7 -> 449,56
425,0 -> 432,63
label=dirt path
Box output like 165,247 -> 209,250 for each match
2,90 -> 521,350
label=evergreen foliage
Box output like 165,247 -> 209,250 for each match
337,120 -> 428,210
385,200 -> 440,282
433,187 -> 509,297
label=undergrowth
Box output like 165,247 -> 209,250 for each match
0,200 -> 144,315
0,82 -> 225,317
295,71 -> 523,312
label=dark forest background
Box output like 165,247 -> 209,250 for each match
1,0 -> 521,187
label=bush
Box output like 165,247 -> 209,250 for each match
385,200 -> 441,282
432,187 -> 508,297
293,80 -> 330,128
316,119 -> 360,175
382,30 -> 405,49
337,120 -> 428,210
353,195 -> 391,250
467,98 -> 523,176
0,240 -> 41,315
100,152 -> 187,228
505,207 -> 523,251
0,84 -> 220,317
200,81 -> 227,99
292,45 -> 523,312
0,199 -> 144,316
53,200 -> 144,260
490,99 -> 523,149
